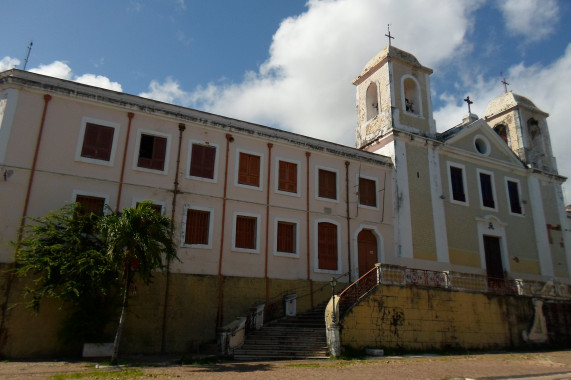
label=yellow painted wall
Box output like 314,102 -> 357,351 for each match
340,284 -> 533,352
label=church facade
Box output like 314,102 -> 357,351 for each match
0,44 -> 569,356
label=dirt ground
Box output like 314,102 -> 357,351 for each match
1,350 -> 570,379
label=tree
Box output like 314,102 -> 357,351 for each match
99,201 -> 177,364
13,204 -> 119,343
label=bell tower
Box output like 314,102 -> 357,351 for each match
484,92 -> 557,174
354,44 -> 436,149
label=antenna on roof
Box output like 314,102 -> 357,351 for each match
22,41 -> 33,71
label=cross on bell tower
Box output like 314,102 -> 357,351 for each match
501,73 -> 510,93
385,24 -> 395,46
464,96 -> 474,114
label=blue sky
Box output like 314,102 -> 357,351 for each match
2,0 -> 571,202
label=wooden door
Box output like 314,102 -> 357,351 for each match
358,229 -> 378,277
484,235 -> 504,289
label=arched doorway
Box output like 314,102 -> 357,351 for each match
357,229 -> 378,277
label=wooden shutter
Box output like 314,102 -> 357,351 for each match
277,221 -> 296,253
189,144 -> 216,179
75,195 -> 105,216
81,123 -> 114,161
450,166 -> 466,202
507,181 -> 522,214
235,215 -> 257,249
137,134 -> 167,171
238,153 -> 260,187
359,177 -> 376,207
318,222 -> 338,270
480,173 -> 495,208
318,169 -> 336,199
186,209 -> 210,245
278,161 -> 297,193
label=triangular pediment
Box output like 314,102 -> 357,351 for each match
439,119 -> 525,168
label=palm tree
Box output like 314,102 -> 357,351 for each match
99,201 -> 177,364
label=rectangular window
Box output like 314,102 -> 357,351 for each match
235,215 -> 257,250
358,177 -> 377,207
238,152 -> 261,187
75,194 -> 105,216
450,166 -> 466,203
479,172 -> 495,209
318,169 -> 337,200
185,209 -> 211,245
137,133 -> 167,171
278,160 -> 298,193
507,180 -> 522,215
189,143 -> 216,179
276,221 -> 296,254
317,221 -> 338,270
136,202 -> 163,214
81,123 -> 114,161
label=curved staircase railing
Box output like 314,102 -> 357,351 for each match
338,265 -> 380,318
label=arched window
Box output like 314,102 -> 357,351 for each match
527,118 -> 540,139
493,124 -> 509,144
402,75 -> 421,116
365,82 -> 379,121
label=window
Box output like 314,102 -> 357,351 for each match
478,170 -> 496,210
75,194 -> 105,216
506,179 -> 523,215
76,117 -> 119,165
237,151 -> 261,188
474,135 -> 490,156
450,166 -> 466,203
494,124 -> 508,144
317,168 -> 337,200
135,201 -> 164,215
366,82 -> 379,121
233,213 -> 260,252
277,160 -> 298,194
183,207 -> 212,247
137,133 -> 167,171
275,220 -> 298,256
358,177 -> 377,207
401,75 -> 422,116
189,142 -> 217,181
317,221 -> 338,271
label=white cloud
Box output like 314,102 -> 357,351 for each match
29,61 -> 73,80
75,74 -> 123,92
498,0 -> 559,43
139,77 -> 189,104
0,57 -> 20,71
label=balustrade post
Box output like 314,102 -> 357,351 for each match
375,263 -> 382,284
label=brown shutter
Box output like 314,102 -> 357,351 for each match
137,135 -> 167,171
238,153 -> 260,187
75,195 -> 105,216
235,216 -> 257,249
318,222 -> 338,270
359,177 -> 376,207
186,209 -> 210,245
278,161 -> 297,193
318,169 -> 336,199
81,123 -> 114,161
190,144 -> 216,179
151,136 -> 167,170
277,221 -> 296,253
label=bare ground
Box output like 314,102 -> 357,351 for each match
1,350 -> 570,379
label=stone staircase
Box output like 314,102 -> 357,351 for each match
233,302 -> 329,361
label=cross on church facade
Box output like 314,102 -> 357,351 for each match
385,25 -> 394,46
464,96 -> 473,114
501,74 -> 510,93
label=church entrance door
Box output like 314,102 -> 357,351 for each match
357,229 -> 378,277
483,235 -> 504,288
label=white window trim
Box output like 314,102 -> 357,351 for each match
234,148 -> 264,191
181,205 -> 214,249
132,129 -> 172,175
356,173 -> 379,210
314,218 -> 342,274
186,139 -> 219,183
75,117 -> 120,166
400,74 -> 423,118
273,217 -> 300,258
446,161 -> 469,206
232,211 -> 261,254
71,190 -> 111,215
473,134 -> 491,156
274,157 -> 301,197
477,168 -> 498,212
315,165 -> 339,203
131,198 -> 166,215
504,177 -> 525,217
